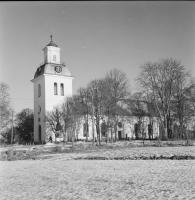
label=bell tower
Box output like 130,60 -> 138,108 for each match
31,36 -> 74,143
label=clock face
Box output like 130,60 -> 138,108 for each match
55,66 -> 62,73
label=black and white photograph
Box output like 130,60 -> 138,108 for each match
0,1 -> 195,199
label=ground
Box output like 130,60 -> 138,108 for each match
0,141 -> 195,200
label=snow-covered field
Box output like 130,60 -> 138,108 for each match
1,144 -> 195,200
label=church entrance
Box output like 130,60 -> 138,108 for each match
118,122 -> 122,140
39,125 -> 41,142
134,123 -> 140,140
118,131 -> 122,140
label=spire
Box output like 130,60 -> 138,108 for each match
46,35 -> 58,47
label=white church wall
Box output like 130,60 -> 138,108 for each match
43,46 -> 61,64
44,74 -> 73,112
32,71 -> 73,143
75,117 -> 97,141
74,115 -> 160,141
33,75 -> 46,142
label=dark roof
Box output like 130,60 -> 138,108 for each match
47,41 -> 58,47
34,64 -> 45,79
34,63 -> 72,79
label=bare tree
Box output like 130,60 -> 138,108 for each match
77,87 -> 96,146
187,78 -> 195,113
188,79 -> 195,139
137,58 -> 185,140
67,95 -> 83,147
142,91 -> 162,143
46,105 -> 63,143
79,69 -> 130,144
87,79 -> 105,145
0,82 -> 11,131
61,98 -> 73,143
126,92 -> 147,144
46,95 -> 83,146
179,78 -> 195,142
100,78 -> 115,143
171,67 -> 191,140
77,87 -> 91,142
104,68 -> 130,142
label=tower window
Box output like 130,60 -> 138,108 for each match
53,55 -> 56,61
38,84 -> 41,97
54,82 -> 58,95
61,83 -> 64,96
38,106 -> 41,114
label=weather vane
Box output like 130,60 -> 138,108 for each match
50,35 -> 53,42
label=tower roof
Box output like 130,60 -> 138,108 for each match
46,35 -> 58,47
33,63 -> 72,79
47,41 -> 58,47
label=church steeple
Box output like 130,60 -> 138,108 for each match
46,35 -> 58,47
31,37 -> 73,143
43,35 -> 60,64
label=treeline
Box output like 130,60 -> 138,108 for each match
0,81 -> 34,144
0,108 -> 34,144
46,58 -> 195,145
0,58 -> 195,144
137,58 -> 195,142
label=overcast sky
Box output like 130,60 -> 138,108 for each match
0,1 -> 195,113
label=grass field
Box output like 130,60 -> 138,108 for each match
1,160 -> 195,199
0,141 -> 195,199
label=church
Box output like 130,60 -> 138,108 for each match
31,37 -> 160,143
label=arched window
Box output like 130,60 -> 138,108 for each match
54,82 -> 58,95
38,105 -> 41,114
38,84 -> 41,97
61,83 -> 64,96
53,55 -> 56,61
